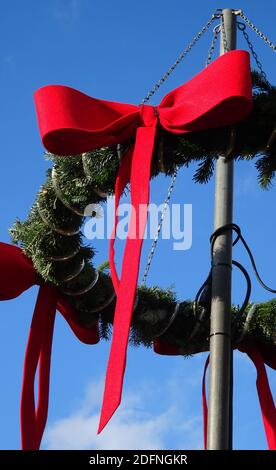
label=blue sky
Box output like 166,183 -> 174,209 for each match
0,0 -> 275,450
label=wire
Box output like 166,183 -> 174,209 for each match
239,232 -> 276,293
231,260 -> 251,331
211,223 -> 276,294
193,222 -> 275,341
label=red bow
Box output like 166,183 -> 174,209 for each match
0,242 -> 99,449
34,50 -> 252,433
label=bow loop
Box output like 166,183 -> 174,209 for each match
34,85 -> 139,155
0,242 -> 37,300
159,50 -> 252,134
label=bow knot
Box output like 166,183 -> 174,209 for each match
139,104 -> 159,127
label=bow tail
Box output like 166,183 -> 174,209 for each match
202,355 -> 209,450
35,300 -> 56,448
109,146 -> 134,294
202,350 -> 276,450
20,285 -> 57,449
245,347 -> 276,450
98,126 -> 157,433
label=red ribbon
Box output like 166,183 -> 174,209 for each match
0,242 -> 99,449
202,355 -> 209,450
34,50 -> 252,432
236,345 -> 276,449
202,349 -> 276,450
154,340 -> 276,449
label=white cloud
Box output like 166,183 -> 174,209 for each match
43,374 -> 202,450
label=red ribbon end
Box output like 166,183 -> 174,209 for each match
97,401 -> 121,434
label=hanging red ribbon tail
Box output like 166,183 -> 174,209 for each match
35,297 -> 57,448
98,124 -> 157,433
21,285 -> 58,450
109,146 -> 134,294
202,355 -> 210,450
242,347 -> 276,450
202,350 -> 276,450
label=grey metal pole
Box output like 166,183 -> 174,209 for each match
207,8 -> 237,450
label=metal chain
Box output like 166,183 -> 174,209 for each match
141,168 -> 178,285
118,11 -> 275,287
81,14 -> 221,286
206,25 -> 220,65
220,16 -> 230,53
206,13 -> 231,65
141,12 -> 221,104
238,23 -> 269,83
238,11 -> 276,52
141,12 -> 225,283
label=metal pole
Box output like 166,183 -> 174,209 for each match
207,8 -> 237,450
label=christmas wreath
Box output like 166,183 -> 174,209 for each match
10,70 -> 276,351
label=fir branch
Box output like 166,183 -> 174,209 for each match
193,157 -> 215,184
255,154 -> 276,189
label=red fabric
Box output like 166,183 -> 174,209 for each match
0,242 -> 99,449
34,51 -> 252,155
202,350 -> 276,450
238,345 -> 276,450
34,50 -> 253,432
202,355 -> 209,450
99,122 -> 157,432
109,145 -> 134,294
0,242 -> 37,300
57,297 -> 99,345
257,343 -> 276,371
21,284 -> 57,449
154,342 -> 276,450
153,339 -> 181,356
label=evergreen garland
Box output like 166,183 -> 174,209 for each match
10,72 -> 276,354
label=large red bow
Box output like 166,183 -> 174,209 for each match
34,50 -> 253,433
0,242 -> 99,449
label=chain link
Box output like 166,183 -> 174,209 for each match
238,11 -> 276,52
238,23 -> 269,83
220,16 -> 230,53
206,14 -> 230,66
206,25 -> 220,65
141,169 -> 178,285
141,12 -> 221,104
